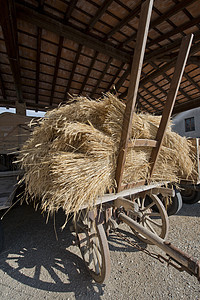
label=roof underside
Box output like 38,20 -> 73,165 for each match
0,0 -> 200,115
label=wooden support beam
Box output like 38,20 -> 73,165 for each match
50,36 -> 64,106
64,44 -> 82,100
79,51 -> 99,94
90,57 -> 113,98
0,0 -> 23,103
121,0 -> 197,47
115,0 -> 154,192
16,3 -> 131,64
183,72 -> 200,93
147,16 -> 200,48
106,62 -> 126,92
149,34 -> 193,178
172,97 -> 200,115
36,28 -> 42,104
88,0 -> 114,30
106,3 -> 141,39
64,0 -> 78,20
0,70 -> 6,100
115,66 -> 131,91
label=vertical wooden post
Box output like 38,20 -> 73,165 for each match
115,0 -> 154,192
149,34 -> 193,178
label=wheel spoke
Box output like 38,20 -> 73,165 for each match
141,201 -> 155,212
146,216 -> 162,227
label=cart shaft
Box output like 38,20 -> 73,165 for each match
119,212 -> 200,282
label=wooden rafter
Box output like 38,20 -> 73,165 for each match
115,66 -> 131,91
36,28 -> 42,104
172,97 -> 200,114
90,57 -> 113,98
0,0 -> 23,103
121,0 -> 197,47
88,0 -> 114,30
115,0 -> 154,192
106,62 -> 126,92
64,44 -> 83,100
149,34 -> 193,178
147,15 -> 200,47
64,0 -> 78,20
183,72 -> 200,93
16,3 -> 131,64
79,51 -> 99,94
106,2 -> 141,39
50,37 -> 64,106
0,69 -> 6,100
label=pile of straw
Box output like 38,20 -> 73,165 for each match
19,93 -> 194,216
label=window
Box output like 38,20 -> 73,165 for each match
185,117 -> 195,132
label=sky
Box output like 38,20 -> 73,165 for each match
0,107 -> 46,117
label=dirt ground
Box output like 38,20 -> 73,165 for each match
0,200 -> 200,300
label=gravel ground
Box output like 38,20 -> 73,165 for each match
0,200 -> 199,300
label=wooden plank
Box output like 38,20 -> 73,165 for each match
0,71 -> 6,100
36,28 -> 42,104
16,3 -> 131,64
64,44 -> 83,100
172,97 -> 200,114
80,51 -> 99,94
128,139 -> 158,148
88,0 -> 114,30
50,36 -> 64,106
148,16 -> 200,48
0,0 -> 23,103
122,0 -> 197,47
90,57 -> 113,98
115,0 -> 154,192
149,34 -> 193,178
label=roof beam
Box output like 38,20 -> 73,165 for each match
147,15 -> 200,47
106,3 -> 141,39
121,0 -> 197,47
88,0 -> 114,30
0,0 -> 23,103
64,0 -> 78,20
172,97 -> 200,114
106,62 -> 126,92
36,28 -> 42,104
16,3 -> 131,64
0,70 -> 6,100
64,44 -> 83,100
50,36 -> 64,106
79,51 -> 99,94
90,57 -> 113,98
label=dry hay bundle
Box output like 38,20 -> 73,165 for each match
19,93 -> 195,216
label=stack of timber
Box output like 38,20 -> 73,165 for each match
19,94 -> 196,216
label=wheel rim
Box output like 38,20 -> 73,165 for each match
75,210 -> 111,283
129,194 -> 169,244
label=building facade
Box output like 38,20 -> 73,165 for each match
172,107 -> 200,138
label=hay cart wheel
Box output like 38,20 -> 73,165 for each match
128,194 -> 169,244
75,210 -> 111,283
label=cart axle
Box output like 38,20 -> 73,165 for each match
119,212 -> 200,282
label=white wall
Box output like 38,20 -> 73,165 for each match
172,107 -> 200,138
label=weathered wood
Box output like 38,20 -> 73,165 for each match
88,0 -> 114,30
128,139 -> 158,148
36,28 -> 42,104
115,0 -> 154,192
16,3 -> 131,64
91,57 -> 113,97
80,51 -> 99,94
0,0 -> 23,103
50,37 -> 64,106
172,97 -> 200,114
0,71 -> 6,100
148,16 -> 200,48
122,0 -> 196,47
149,34 -> 193,178
64,44 -> 83,100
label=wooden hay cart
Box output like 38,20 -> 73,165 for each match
73,0 -> 200,284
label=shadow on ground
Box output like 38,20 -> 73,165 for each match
0,205 -> 104,298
